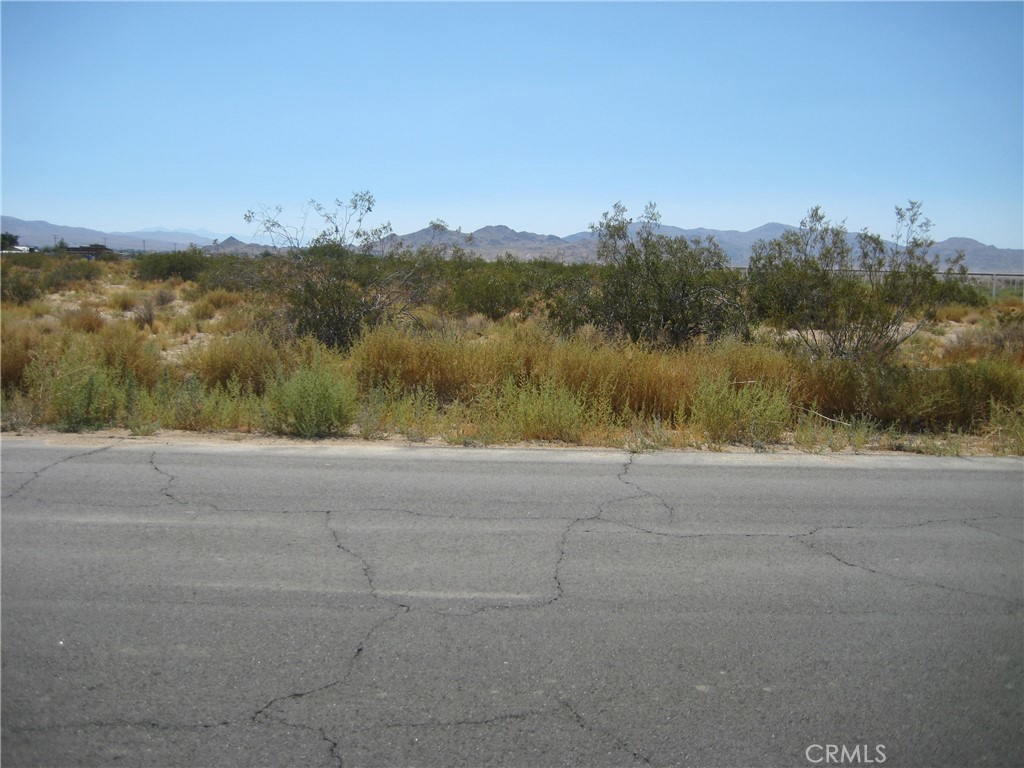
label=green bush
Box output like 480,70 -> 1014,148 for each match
282,258 -> 405,350
1,265 -> 44,304
197,254 -> 277,294
134,247 -> 209,282
43,258 -> 102,290
469,376 -> 590,444
684,372 -> 791,446
586,203 -> 747,345
26,346 -> 123,432
747,203 -> 959,362
262,366 -> 358,438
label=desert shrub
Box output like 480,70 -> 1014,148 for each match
467,376 -> 589,444
196,254 -> 277,294
941,360 -> 1024,429
262,366 -> 358,438
190,288 -> 244,321
544,266 -> 603,338
351,324 -> 472,401
794,356 -> 1024,432
945,321 -> 1024,365
282,258 -> 407,350
683,372 -> 791,446
134,247 -> 209,282
583,202 -> 747,345
2,252 -> 50,270
934,275 -> 987,307
748,203 -> 962,362
95,321 -> 164,389
1,312 -> 45,390
157,373 -> 206,430
62,307 -> 106,333
1,265 -> 44,304
25,345 -> 123,432
183,330 -> 288,395
934,302 -> 979,324
443,254 -> 532,321
986,403 -> 1024,455
110,290 -> 142,312
153,287 -> 177,307
43,258 -> 102,291
133,297 -> 157,330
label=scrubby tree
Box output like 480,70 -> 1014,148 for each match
244,191 -> 396,257
243,192 -> 419,348
582,202 -> 746,345
1,232 -> 19,250
747,202 -> 967,362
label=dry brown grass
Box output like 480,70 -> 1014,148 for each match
62,307 -> 107,333
183,330 -> 291,394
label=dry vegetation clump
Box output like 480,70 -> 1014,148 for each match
93,321 -> 164,389
2,251 -> 1022,454
61,307 -> 107,334
182,330 -> 291,395
1,309 -> 45,390
110,290 -> 142,312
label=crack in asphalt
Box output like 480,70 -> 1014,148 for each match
10,444 -> 1016,767
253,454 -> 658,763
248,511 -> 414,765
559,700 -> 655,766
148,452 -> 224,512
4,718 -> 233,733
961,517 -> 1024,543
1,443 -> 118,499
796,527 -> 1024,609
377,708 -> 544,730
359,701 -> 654,766
617,452 -> 676,521
250,602 -> 410,766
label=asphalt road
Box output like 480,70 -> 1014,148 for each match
2,436 -> 1022,768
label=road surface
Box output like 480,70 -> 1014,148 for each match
2,436 -> 1022,767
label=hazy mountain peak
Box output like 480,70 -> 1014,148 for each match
2,215 -> 1020,272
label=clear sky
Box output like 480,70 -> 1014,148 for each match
2,1 -> 1022,248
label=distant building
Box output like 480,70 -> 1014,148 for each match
66,244 -> 115,259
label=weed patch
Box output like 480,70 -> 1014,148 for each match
263,367 -> 358,438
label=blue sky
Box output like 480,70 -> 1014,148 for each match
2,1 -> 1022,247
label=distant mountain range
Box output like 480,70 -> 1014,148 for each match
3,216 -> 1021,273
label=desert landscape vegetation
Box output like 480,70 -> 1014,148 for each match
2,198 -> 1022,456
